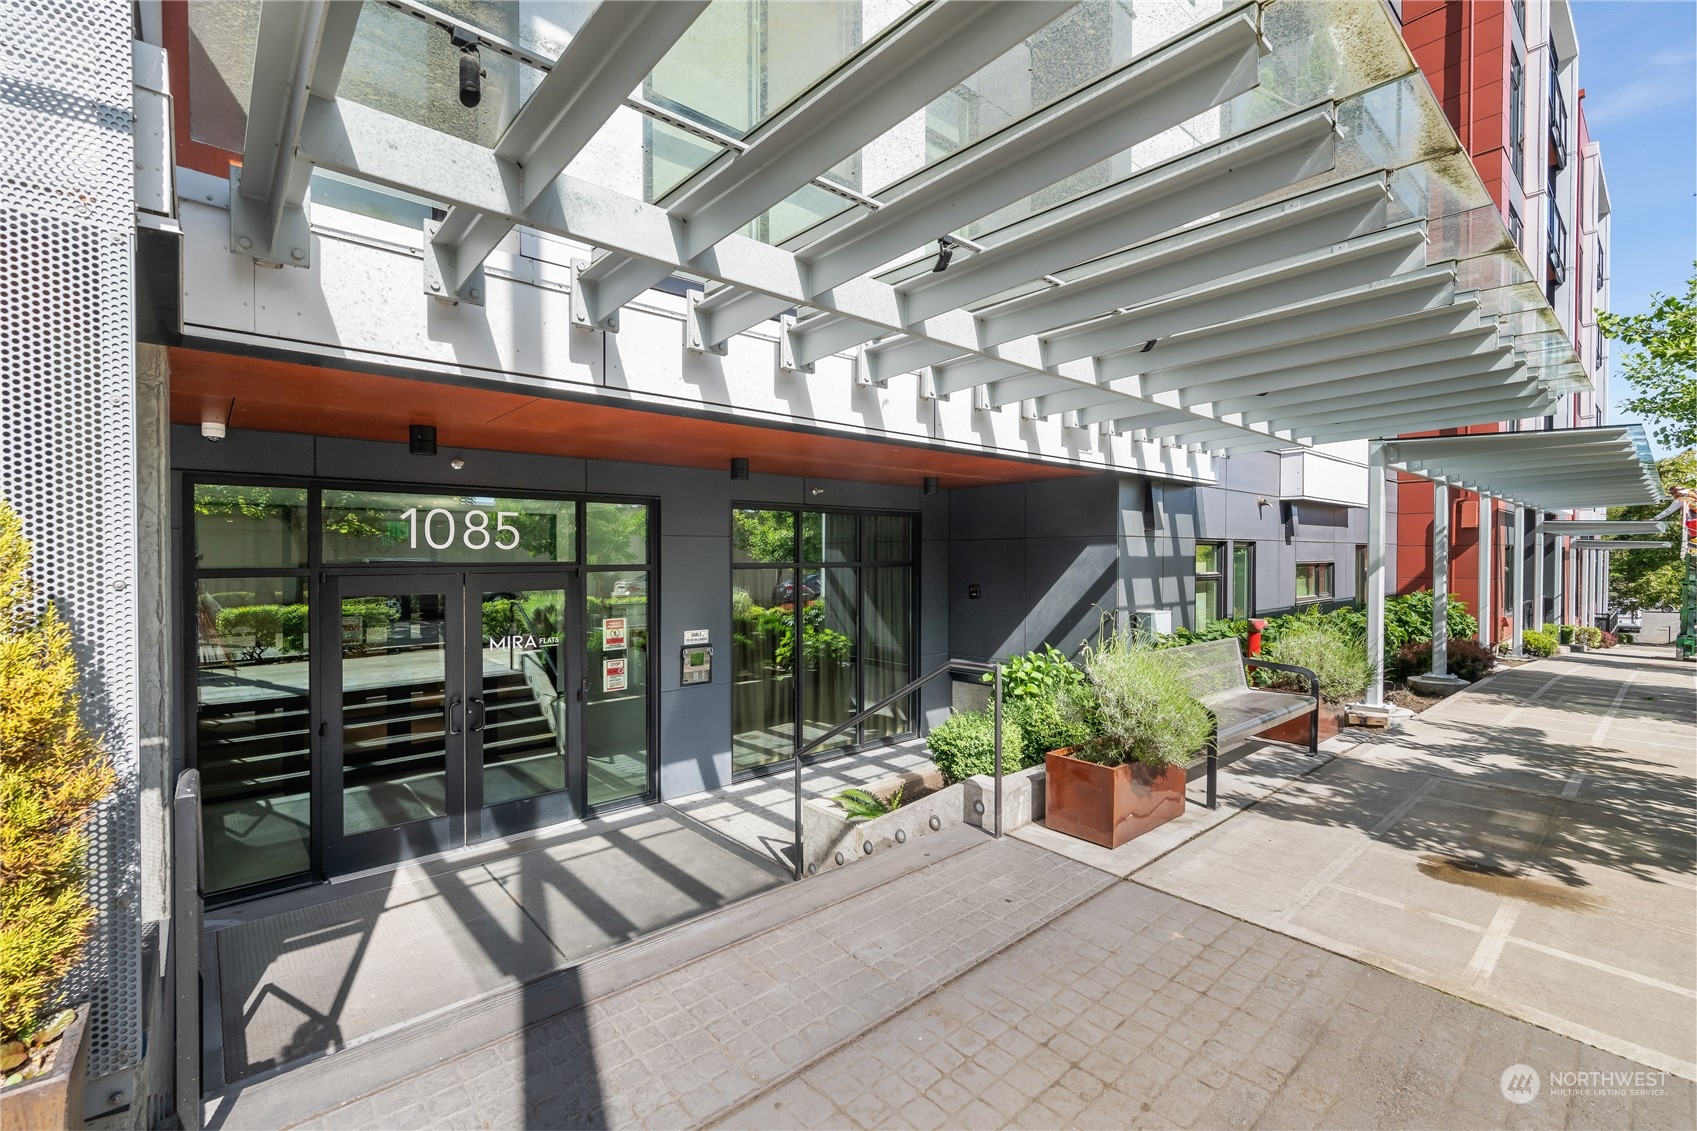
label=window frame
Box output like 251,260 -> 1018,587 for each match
1295,560 -> 1335,605
1195,540 -> 1227,628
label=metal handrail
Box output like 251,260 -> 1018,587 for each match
790,658 -> 1004,881
172,769 -> 204,1130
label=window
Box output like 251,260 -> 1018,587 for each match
1547,199 -> 1567,285
1230,543 -> 1254,619
1355,545 -> 1369,607
1548,52 -> 1568,170
1508,53 -> 1524,186
1512,0 -> 1526,35
1195,542 -> 1225,628
1596,246 -> 1605,291
1295,561 -> 1334,604
730,507 -> 916,776
1507,202 -> 1523,249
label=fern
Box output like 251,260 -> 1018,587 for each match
833,785 -> 901,820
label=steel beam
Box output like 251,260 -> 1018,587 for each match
1296,395 -> 1556,443
1169,332 -> 1509,407
574,0 -> 1080,325
1213,354 -> 1524,418
1035,223 -> 1431,366
233,0 -> 361,267
296,95 -> 1288,450
695,5 -> 1267,345
429,0 -> 710,300
786,106 -> 1340,366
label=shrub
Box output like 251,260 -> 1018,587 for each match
1558,624 -> 1575,644
1542,623 -> 1559,636
1264,618 -> 1370,703
1389,639 -> 1497,682
1383,590 -> 1478,648
1066,626 -> 1211,769
1,502 -> 115,1046
1576,625 -> 1603,648
926,709 -> 1025,784
1521,630 -> 1558,658
1598,630 -> 1619,648
1619,632 -> 1636,644
983,644 -> 1085,701
1007,690 -> 1096,769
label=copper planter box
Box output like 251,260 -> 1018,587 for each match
1044,749 -> 1186,849
1,1005 -> 88,1131
1256,700 -> 1342,746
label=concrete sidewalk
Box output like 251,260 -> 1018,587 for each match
1137,647 -> 1697,1080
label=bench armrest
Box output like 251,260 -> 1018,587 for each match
1242,658 -> 1321,701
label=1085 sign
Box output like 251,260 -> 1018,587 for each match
398,507 -> 522,551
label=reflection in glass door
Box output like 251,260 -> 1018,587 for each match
326,578 -> 461,872
474,577 -> 575,838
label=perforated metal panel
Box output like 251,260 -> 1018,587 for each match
0,0 -> 140,1082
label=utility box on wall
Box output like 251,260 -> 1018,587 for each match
1135,609 -> 1173,635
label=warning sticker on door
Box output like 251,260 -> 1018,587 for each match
603,655 -> 627,692
602,617 -> 627,650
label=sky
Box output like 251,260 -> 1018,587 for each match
1569,0 -> 1697,451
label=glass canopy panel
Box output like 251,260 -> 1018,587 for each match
186,0 -> 260,151
644,0 -> 909,143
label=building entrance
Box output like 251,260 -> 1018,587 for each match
321,571 -> 580,875
190,480 -> 655,900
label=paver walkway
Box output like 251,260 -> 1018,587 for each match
205,648 -> 1696,1130
1137,647 -> 1697,1081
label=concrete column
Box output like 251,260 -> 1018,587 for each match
1477,494 -> 1493,649
1511,505 -> 1526,656
1365,444 -> 1387,706
1532,510 -> 1545,632
1432,482 -> 1449,676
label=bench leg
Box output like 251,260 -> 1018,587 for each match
1205,739 -> 1218,810
1309,700 -> 1319,754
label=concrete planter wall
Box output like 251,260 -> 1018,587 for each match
802,766 -> 963,873
0,1005 -> 88,1131
963,763 -> 1046,833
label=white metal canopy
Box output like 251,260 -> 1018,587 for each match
231,0 -> 1596,457
1380,426 -> 1662,512
1545,520 -> 1664,536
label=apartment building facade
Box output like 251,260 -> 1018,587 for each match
1393,0 -> 1614,636
1,0 -> 1638,1121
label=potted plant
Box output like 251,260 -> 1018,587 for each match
1,502 -> 114,1130
1045,627 -> 1211,848
1255,617 -> 1370,743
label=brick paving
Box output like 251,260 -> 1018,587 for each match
277,835 -> 1694,1130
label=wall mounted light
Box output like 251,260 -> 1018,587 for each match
730,457 -> 749,480
409,424 -> 437,455
809,487 -> 825,497
923,476 -> 939,495
451,27 -> 482,108
201,397 -> 233,443
450,458 -> 466,471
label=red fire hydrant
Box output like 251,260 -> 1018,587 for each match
1247,618 -> 1268,656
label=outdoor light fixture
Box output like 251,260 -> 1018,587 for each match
810,487 -> 825,497
931,236 -> 957,274
730,458 -> 749,480
409,424 -> 437,455
200,397 -> 233,443
450,458 -> 466,471
450,27 -> 482,108
923,476 -> 939,495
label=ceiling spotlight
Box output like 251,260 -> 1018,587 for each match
730,457 -> 749,480
923,476 -> 939,496
409,424 -> 438,455
810,487 -> 825,497
202,397 -> 234,443
451,27 -> 482,108
450,458 -> 466,471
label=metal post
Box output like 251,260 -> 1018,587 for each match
1532,510 -> 1545,632
1432,481 -> 1449,677
791,739 -> 804,882
172,770 -> 203,1131
1511,505 -> 1526,657
1365,443 -> 1388,706
991,666 -> 1004,839
1477,494 -> 1493,649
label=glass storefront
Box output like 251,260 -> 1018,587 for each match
730,507 -> 916,776
189,480 -> 655,899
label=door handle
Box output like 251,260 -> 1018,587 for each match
577,675 -> 589,701
468,697 -> 486,733
446,696 -> 463,735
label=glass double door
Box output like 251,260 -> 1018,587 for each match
320,570 -> 581,873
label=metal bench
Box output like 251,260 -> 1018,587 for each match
1154,638 -> 1319,809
